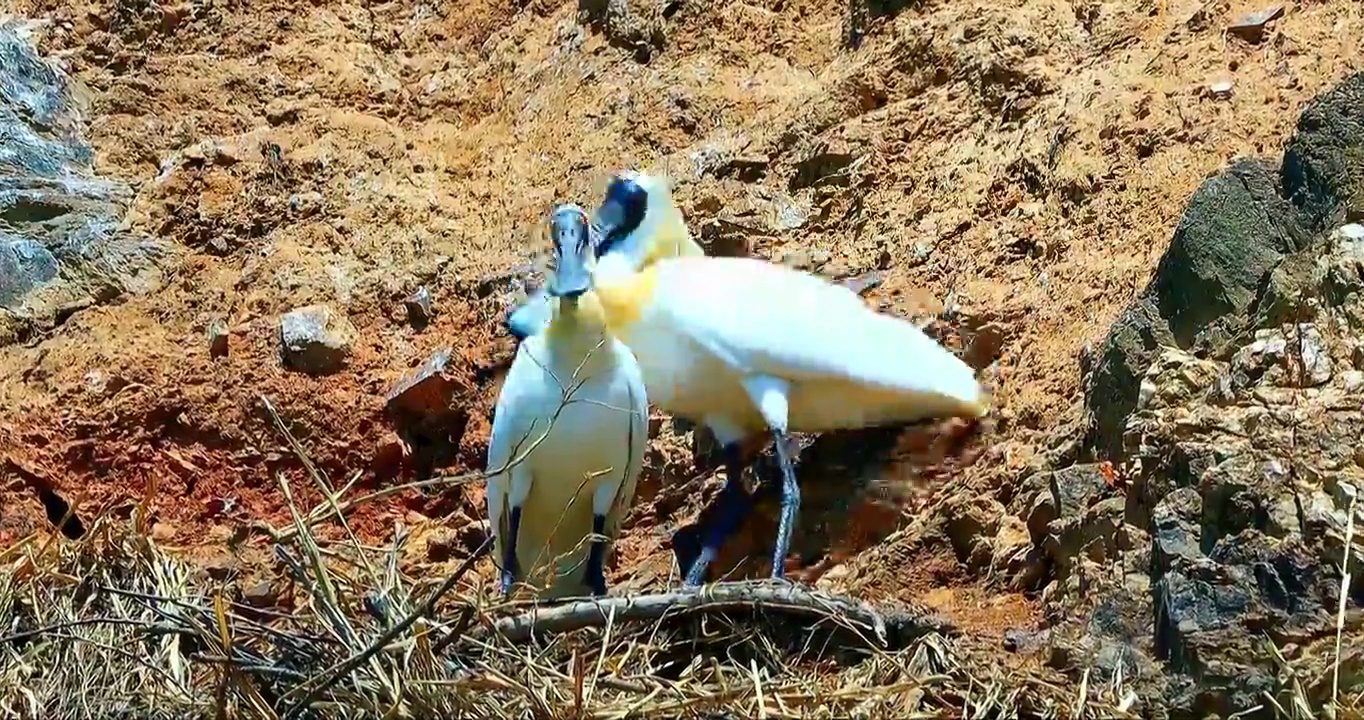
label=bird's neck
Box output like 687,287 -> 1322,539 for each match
592,265 -> 658,336
543,293 -> 616,370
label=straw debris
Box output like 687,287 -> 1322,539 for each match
0,508 -> 1149,720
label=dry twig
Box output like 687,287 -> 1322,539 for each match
481,580 -> 956,646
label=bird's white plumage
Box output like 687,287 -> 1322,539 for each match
485,311 -> 648,599
598,255 -> 986,441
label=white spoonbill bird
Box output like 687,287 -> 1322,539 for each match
485,204 -> 649,599
503,171 -> 704,340
587,173 -> 991,586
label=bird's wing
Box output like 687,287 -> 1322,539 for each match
604,347 -> 650,539
485,340 -> 549,560
505,289 -> 555,339
654,257 -> 981,403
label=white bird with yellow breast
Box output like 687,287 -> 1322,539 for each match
585,173 -> 991,586
485,204 -> 649,599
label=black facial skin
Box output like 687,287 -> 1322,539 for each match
593,174 -> 648,257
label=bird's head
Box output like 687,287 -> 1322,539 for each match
592,170 -> 681,273
546,203 -> 595,302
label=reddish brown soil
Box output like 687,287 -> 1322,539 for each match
2,0 -> 1361,639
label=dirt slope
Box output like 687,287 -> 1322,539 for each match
2,0 -> 1361,648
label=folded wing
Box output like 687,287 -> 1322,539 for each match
653,256 -> 984,411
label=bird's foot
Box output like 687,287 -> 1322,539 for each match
499,569 -> 516,596
683,546 -> 718,588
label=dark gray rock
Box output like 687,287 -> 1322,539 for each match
1154,563 -> 1275,715
1084,298 -> 1177,461
1085,158 -> 1309,459
278,305 -> 356,375
1282,71 -> 1364,231
1253,245 -> 1323,327
1029,75 -> 1364,717
1150,157 -> 1309,349
1151,487 -> 1204,579
1024,463 -> 1111,544
0,236 -> 57,307
0,20 -> 170,335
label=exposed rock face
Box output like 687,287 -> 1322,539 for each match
1085,158 -> 1310,460
1282,71 -> 1364,231
0,20 -> 171,344
1015,72 -> 1364,719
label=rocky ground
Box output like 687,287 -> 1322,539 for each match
2,0 -> 1364,714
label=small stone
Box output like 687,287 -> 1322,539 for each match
404,286 -> 433,330
200,556 -> 238,582
1208,79 -> 1235,100
279,304 -> 356,375
386,348 -> 463,418
210,143 -> 242,167
841,271 -> 883,296
822,259 -> 851,279
454,519 -> 490,556
1227,5 -> 1284,43
264,99 -> 300,125
782,250 -> 815,270
721,156 -> 768,182
287,191 -> 324,218
1333,223 -> 1364,242
83,369 -> 107,394
204,496 -> 238,515
425,527 -> 462,563
991,515 -> 1032,571
150,522 -> 176,542
1296,323 -> 1333,386
964,322 -> 1007,371
372,433 -> 408,475
944,496 -> 1004,568
240,580 -> 279,608
1004,627 -> 1051,654
207,319 -> 229,358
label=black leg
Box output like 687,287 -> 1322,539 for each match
684,442 -> 754,587
500,506 -> 522,595
769,429 -> 800,581
585,514 -> 608,596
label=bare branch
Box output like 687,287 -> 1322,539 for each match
478,580 -> 957,647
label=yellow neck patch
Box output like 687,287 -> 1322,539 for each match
593,265 -> 659,334
643,212 -> 704,267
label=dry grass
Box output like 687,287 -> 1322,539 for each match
1,393 -> 1361,719
0,511 -> 1140,720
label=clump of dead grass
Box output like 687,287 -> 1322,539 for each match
0,509 -> 1131,720
3,392 -> 1356,719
